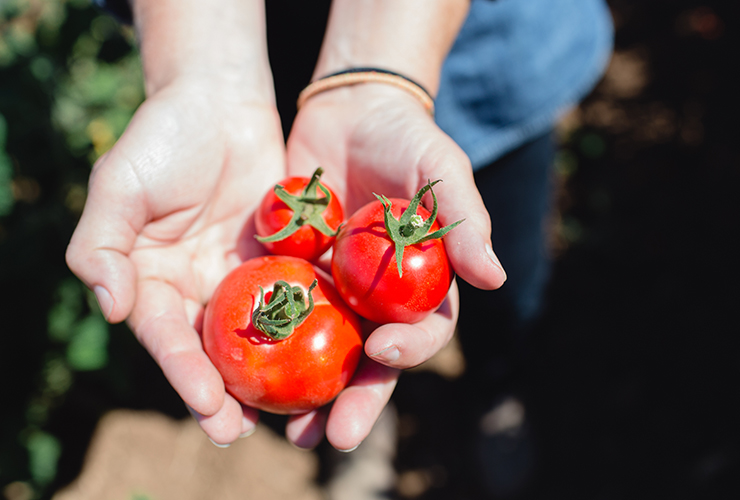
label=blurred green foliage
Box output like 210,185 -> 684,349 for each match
1,0 -> 143,498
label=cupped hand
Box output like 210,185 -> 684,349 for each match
284,84 -> 507,451
66,77 -> 286,445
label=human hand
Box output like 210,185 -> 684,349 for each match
283,83 -> 507,451
66,76 -> 286,445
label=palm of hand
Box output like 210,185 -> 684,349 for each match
287,91 -> 460,212
69,81 -> 286,442
123,85 -> 285,320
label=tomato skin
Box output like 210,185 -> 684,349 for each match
255,176 -> 343,261
331,198 -> 454,325
203,256 -> 362,414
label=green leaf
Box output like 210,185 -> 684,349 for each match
374,180 -> 463,277
30,56 -> 54,81
44,357 -> 73,398
0,113 -> 7,147
26,431 -> 61,486
252,280 -> 317,340
255,167 -> 339,244
48,278 -> 86,342
67,315 -> 109,371
48,303 -> 78,342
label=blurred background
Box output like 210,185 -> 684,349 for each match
1,0 -> 738,499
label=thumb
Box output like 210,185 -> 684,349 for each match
65,152 -> 145,323
422,139 -> 507,291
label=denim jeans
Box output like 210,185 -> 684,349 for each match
457,131 -> 555,385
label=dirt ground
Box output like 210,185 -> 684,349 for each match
52,411 -> 322,500
50,340 -> 464,500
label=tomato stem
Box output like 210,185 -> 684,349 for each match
255,167 -> 339,244
373,180 -> 464,278
252,280 -> 317,340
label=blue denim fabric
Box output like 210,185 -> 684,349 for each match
436,0 -> 613,170
457,131 -> 555,383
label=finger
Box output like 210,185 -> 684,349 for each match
66,152 -> 146,323
128,278 -> 225,418
420,135 -> 507,291
187,394 -> 259,447
240,405 -> 260,437
286,407 -> 329,450
363,279 -> 459,369
325,358 -> 400,452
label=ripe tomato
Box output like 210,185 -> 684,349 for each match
203,256 -> 362,414
331,181 -> 462,325
255,167 -> 343,261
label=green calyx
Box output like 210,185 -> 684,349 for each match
251,280 -> 317,341
255,167 -> 339,243
374,179 -> 464,278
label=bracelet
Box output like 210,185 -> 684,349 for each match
297,68 -> 435,117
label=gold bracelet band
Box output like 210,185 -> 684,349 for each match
297,70 -> 435,117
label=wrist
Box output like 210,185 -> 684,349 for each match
132,0 -> 274,102
313,0 -> 469,97
298,68 -> 435,117
296,80 -> 433,127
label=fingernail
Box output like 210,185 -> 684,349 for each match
93,285 -> 114,321
337,443 -> 361,453
289,439 -> 316,451
370,345 -> 400,363
186,404 -> 201,420
209,438 -> 231,448
485,244 -> 507,281
239,418 -> 256,439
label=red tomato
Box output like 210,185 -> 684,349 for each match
331,183 -> 460,325
255,167 -> 343,261
203,256 -> 362,414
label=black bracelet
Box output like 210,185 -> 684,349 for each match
319,67 -> 434,102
